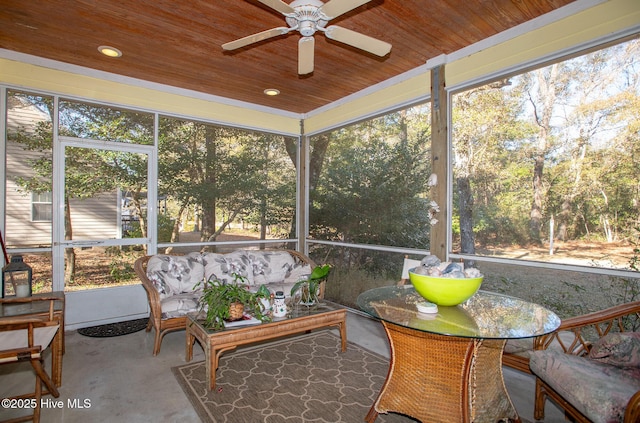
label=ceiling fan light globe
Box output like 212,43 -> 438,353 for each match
298,21 -> 316,37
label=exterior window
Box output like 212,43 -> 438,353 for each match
32,191 -> 52,222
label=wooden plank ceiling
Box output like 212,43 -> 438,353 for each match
0,0 -> 575,114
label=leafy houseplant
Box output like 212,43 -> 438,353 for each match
195,274 -> 271,330
290,264 -> 331,305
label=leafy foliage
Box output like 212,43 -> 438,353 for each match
195,274 -> 270,330
310,107 -> 432,256
158,118 -> 297,246
451,38 -> 640,254
290,264 -> 331,303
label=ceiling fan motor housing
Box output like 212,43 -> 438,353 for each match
285,1 -> 328,36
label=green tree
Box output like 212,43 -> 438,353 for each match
452,80 -> 535,253
310,106 -> 432,272
159,118 -> 296,251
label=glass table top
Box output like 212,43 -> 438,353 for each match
188,300 -> 343,334
357,286 -> 560,340
0,292 -> 65,318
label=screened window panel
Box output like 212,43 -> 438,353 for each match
451,37 -> 640,273
5,90 -> 53,248
58,99 -> 154,145
157,116 -> 297,250
308,104 -> 432,249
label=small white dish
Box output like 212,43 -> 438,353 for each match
416,301 -> 438,314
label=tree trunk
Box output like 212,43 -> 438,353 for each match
201,126 -> 217,246
457,176 -> 476,266
530,153 -> 545,243
64,196 -> 75,284
528,65 -> 559,245
130,187 -> 146,233
165,204 -> 186,254
260,142 -> 268,249
260,197 -> 267,248
558,131 -> 589,242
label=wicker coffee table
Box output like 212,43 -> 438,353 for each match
357,286 -> 560,423
186,301 -> 347,390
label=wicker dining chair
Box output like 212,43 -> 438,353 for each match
528,301 -> 640,422
396,256 -> 421,286
0,296 -> 61,423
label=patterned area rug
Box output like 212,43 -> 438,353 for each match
172,331 -> 417,422
77,318 -> 148,337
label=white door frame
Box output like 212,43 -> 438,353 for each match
53,131 -> 156,328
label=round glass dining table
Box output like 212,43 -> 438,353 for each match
357,286 -> 560,423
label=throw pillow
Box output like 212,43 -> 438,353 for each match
202,251 -> 254,285
588,332 -> 640,368
250,250 -> 296,285
146,255 -> 205,299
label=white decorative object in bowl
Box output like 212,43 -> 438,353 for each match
408,257 -> 483,306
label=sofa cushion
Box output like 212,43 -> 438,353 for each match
160,292 -> 201,319
201,251 -> 254,285
588,332 -> 640,368
146,254 -> 205,299
287,263 -> 313,283
504,330 -> 583,361
530,349 -> 640,422
249,250 -> 300,285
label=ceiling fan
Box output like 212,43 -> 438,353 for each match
222,0 -> 392,75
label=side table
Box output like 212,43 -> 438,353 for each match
0,291 -> 65,387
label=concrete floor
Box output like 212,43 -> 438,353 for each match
1,308 -> 567,422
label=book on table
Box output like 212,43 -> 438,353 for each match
224,314 -> 261,328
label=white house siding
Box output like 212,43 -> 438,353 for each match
68,193 -> 119,240
5,95 -> 52,248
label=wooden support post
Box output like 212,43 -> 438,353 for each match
298,120 -> 308,254
430,65 -> 448,261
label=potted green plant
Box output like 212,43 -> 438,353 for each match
290,264 -> 331,305
255,283 -> 272,311
195,274 -> 270,330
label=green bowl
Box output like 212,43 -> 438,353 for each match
408,270 -> 483,306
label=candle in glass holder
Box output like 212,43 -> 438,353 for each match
16,283 -> 31,297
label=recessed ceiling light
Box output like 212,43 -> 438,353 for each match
98,45 -> 122,58
264,88 -> 280,96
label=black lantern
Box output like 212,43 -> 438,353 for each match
2,255 -> 33,298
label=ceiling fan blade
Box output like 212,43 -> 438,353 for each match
298,36 -> 315,75
320,0 -> 372,19
324,25 -> 391,56
222,27 -> 290,50
256,0 -> 295,15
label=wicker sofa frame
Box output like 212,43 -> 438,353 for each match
528,300 -> 640,422
134,249 -> 316,356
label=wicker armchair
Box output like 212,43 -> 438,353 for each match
134,249 -> 316,355
527,300 -> 640,423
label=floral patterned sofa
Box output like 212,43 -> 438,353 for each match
134,249 -> 316,355
526,301 -> 640,423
